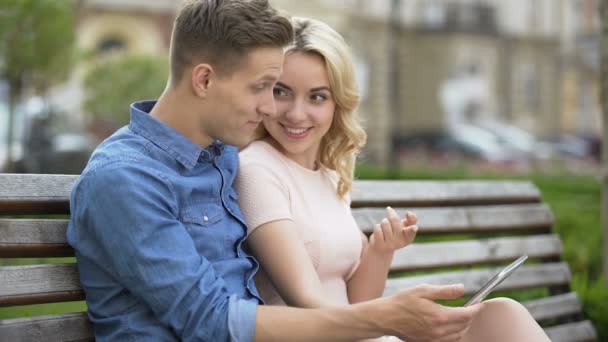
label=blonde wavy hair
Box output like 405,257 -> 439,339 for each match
259,17 -> 367,198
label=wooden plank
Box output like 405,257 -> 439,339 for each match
390,234 -> 562,271
0,176 -> 540,212
0,312 -> 93,341
523,292 -> 583,322
544,320 -> 597,342
0,264 -> 84,306
0,174 -> 76,214
354,203 -> 554,234
0,219 -> 73,257
351,180 -> 541,207
384,262 -> 571,297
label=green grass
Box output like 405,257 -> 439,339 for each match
357,163 -> 607,340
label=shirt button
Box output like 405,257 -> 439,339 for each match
203,215 -> 209,222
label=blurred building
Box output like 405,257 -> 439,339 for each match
51,0 -> 600,164
47,0 -> 177,127
274,0 -> 600,163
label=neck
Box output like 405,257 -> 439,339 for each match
150,86 -> 214,148
265,137 -> 320,170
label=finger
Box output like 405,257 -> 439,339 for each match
402,225 -> 418,240
386,206 -> 402,233
372,223 -> 384,244
435,329 -> 467,342
403,211 -> 418,225
381,218 -> 393,242
440,303 -> 484,325
417,283 -> 465,301
434,316 -> 471,335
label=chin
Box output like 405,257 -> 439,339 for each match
229,135 -> 255,149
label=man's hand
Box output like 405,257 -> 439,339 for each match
375,284 -> 483,341
369,207 -> 418,254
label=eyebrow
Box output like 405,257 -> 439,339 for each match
310,86 -> 331,93
275,82 -> 331,93
258,75 -> 279,83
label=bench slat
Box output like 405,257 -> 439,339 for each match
0,203 -> 555,258
390,234 -> 562,271
354,203 -> 554,234
545,320 -> 598,342
384,262 -> 571,297
0,312 -> 93,341
0,264 -> 84,306
0,219 -> 73,257
523,292 -> 582,322
0,174 -> 76,215
0,176 -> 541,213
0,294 -> 587,342
351,180 -> 541,207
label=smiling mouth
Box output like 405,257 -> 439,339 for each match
281,124 -> 311,138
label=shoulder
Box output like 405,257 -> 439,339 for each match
238,140 -> 288,173
75,138 -> 174,201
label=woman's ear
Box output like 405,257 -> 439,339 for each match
191,63 -> 214,98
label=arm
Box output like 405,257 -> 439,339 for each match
72,163 -> 254,341
246,219 -> 333,308
254,283 -> 485,341
236,161 -> 335,308
347,208 -> 418,303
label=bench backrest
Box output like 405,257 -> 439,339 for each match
0,174 -> 598,341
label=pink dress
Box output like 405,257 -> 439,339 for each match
235,140 -> 363,305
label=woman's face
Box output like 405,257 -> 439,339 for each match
263,51 -> 336,169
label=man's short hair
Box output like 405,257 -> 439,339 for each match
170,0 -> 293,84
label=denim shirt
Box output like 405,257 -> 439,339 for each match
67,100 -> 261,341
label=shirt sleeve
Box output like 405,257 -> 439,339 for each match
71,162 -> 256,342
235,162 -> 292,234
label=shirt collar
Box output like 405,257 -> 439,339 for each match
129,100 -> 225,169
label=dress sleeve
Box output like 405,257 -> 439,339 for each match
235,162 -> 293,235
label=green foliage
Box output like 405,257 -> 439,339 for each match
83,54 -> 168,126
0,0 -> 77,91
573,273 -> 608,341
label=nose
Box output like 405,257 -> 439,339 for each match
258,89 -> 277,118
284,99 -> 306,123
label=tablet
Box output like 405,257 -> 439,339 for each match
464,255 -> 528,306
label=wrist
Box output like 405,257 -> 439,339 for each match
366,245 -> 395,264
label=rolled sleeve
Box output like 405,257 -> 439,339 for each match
228,295 -> 258,342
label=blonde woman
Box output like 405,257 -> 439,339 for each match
235,17 -> 550,341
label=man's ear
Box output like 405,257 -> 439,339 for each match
191,63 -> 214,98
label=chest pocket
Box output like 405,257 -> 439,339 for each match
182,202 -> 223,226
180,202 -> 229,259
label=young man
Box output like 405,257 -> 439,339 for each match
68,0 -> 482,340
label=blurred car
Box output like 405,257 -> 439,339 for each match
1,96 -> 96,174
552,134 -> 601,161
476,120 -> 556,160
396,124 -> 523,163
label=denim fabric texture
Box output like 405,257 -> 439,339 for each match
67,100 -> 261,341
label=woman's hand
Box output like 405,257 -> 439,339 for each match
368,206 -> 418,255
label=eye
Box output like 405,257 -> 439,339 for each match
310,93 -> 328,103
273,87 -> 288,97
254,82 -> 270,91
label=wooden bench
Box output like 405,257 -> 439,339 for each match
0,174 -> 598,341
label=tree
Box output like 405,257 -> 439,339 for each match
82,54 -> 168,138
601,0 -> 608,285
0,0 -> 77,171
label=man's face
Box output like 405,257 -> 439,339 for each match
204,47 -> 284,148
